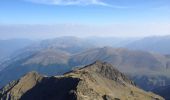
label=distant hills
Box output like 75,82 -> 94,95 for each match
70,47 -> 170,91
70,47 -> 170,73
126,36 -> 170,54
0,37 -> 95,88
0,39 -> 33,71
85,36 -> 170,54
1,36 -> 170,99
0,37 -> 94,70
85,37 -> 138,47
1,36 -> 170,60
0,61 -> 164,100
26,36 -> 95,53
0,39 -> 33,59
1,46 -> 170,90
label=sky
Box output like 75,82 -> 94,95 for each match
0,0 -> 170,39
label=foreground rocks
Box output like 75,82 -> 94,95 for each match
0,61 -> 164,100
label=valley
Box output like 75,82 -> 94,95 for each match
0,36 -> 170,99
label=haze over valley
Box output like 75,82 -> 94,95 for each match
0,0 -> 170,100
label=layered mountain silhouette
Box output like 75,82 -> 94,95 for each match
0,61 -> 164,100
0,39 -> 33,59
70,47 -> 170,90
0,36 -> 170,99
0,37 -> 94,88
1,47 -> 170,90
0,48 -> 72,88
0,39 -> 33,71
25,36 -> 94,54
126,36 -> 170,54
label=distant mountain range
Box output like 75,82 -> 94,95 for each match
70,47 -> 170,91
0,37 -> 94,71
0,37 -> 95,88
1,46 -> 170,90
1,36 -> 170,61
0,61 -> 164,100
1,36 -> 170,99
26,36 -> 95,53
0,39 -> 34,71
126,36 -> 170,54
85,37 -> 138,47
70,47 -> 170,73
0,39 -> 33,59
2,35 -> 170,60
85,36 -> 170,54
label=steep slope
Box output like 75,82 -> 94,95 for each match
70,47 -> 170,74
0,61 -> 164,100
70,47 -> 170,91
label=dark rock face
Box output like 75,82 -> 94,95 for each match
0,72 -> 80,100
20,77 -> 80,100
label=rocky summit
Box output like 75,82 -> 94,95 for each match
0,61 -> 164,100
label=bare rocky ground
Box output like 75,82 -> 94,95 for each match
0,61 -> 164,100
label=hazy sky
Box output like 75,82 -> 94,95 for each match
0,0 -> 170,39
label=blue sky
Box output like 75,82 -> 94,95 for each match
0,0 -> 170,39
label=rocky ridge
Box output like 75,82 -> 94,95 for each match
0,61 -> 164,100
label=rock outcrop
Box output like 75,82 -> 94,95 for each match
0,61 -> 164,100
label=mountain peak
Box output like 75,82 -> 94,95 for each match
0,62 -> 164,100
25,71 -> 39,76
21,71 -> 42,81
78,60 -> 135,86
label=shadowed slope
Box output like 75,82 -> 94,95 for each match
0,61 -> 164,100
